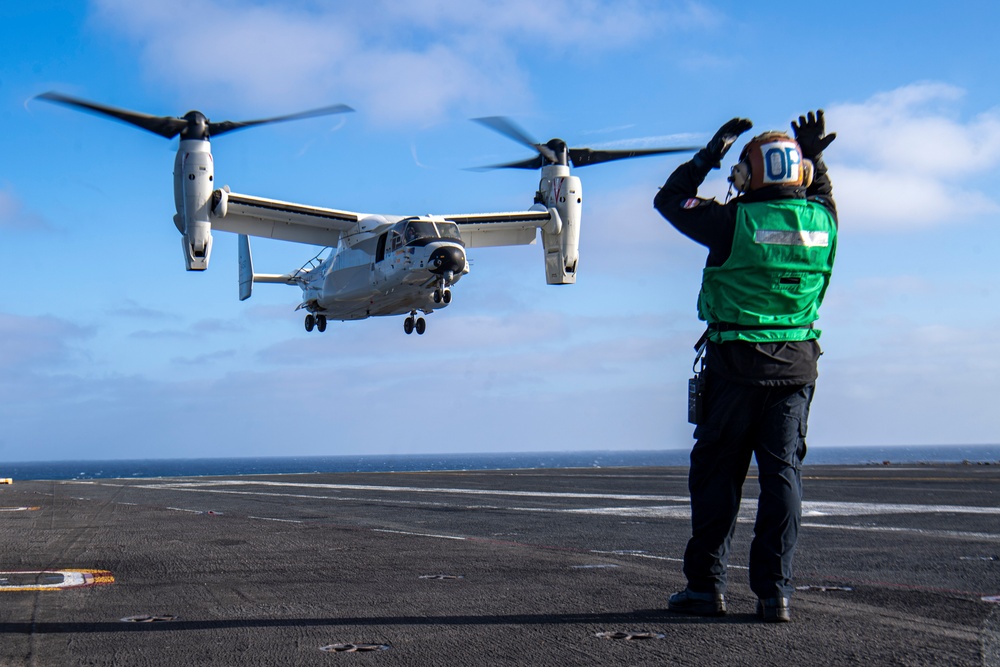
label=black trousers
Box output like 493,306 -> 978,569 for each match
683,373 -> 813,600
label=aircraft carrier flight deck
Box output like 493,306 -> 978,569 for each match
1,464 -> 998,666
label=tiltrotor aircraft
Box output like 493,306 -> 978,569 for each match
38,92 -> 695,334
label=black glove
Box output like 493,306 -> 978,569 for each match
695,117 -> 753,169
792,110 -> 836,159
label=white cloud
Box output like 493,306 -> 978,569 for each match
814,320 -> 1000,447
0,301 -> 684,459
584,181 -> 708,277
833,165 -> 997,230
825,82 -> 1000,229
0,313 -> 92,375
371,0 -> 682,45
89,0 -> 703,125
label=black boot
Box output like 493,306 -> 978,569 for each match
756,597 -> 791,622
668,589 -> 726,617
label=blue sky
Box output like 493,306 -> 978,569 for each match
1,1 -> 998,461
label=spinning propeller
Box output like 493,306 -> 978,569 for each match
35,91 -> 354,141
472,116 -> 698,170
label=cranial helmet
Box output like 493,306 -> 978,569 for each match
729,131 -> 813,193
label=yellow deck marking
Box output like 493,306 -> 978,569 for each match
0,569 -> 114,591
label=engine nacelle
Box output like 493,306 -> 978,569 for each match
182,221 -> 214,272
173,140 -> 215,271
538,170 -> 581,285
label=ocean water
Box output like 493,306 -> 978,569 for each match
2,445 -> 998,481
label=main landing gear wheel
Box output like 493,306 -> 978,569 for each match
305,314 -> 328,333
404,313 -> 426,335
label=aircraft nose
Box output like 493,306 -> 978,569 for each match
428,245 -> 465,275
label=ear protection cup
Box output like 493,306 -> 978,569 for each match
801,158 -> 814,188
729,161 -> 750,192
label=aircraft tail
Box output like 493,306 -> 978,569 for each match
238,234 -> 253,301
238,234 -> 298,300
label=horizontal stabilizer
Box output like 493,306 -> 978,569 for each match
254,274 -> 298,284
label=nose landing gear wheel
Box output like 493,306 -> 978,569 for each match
316,315 -> 327,333
433,281 -> 453,305
415,318 -> 426,335
304,314 -> 315,332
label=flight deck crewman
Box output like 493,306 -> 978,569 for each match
653,110 -> 837,623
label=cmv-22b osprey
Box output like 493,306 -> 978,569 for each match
38,93 -> 695,335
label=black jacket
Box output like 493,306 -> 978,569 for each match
653,156 -> 837,386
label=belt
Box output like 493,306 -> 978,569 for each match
694,323 -> 814,350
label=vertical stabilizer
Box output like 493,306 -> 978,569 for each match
238,234 -> 253,301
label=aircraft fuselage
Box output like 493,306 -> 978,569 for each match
301,218 -> 467,321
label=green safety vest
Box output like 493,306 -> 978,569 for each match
698,199 -> 837,343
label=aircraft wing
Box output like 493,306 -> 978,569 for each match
210,189 -> 361,246
443,209 -> 554,248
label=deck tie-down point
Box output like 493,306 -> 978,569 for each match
595,631 -> 665,641
320,643 -> 391,653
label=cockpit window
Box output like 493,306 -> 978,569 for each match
399,219 -> 465,246
403,221 -> 437,243
436,222 -> 462,242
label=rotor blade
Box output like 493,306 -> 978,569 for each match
472,116 -> 539,151
35,91 -> 188,139
568,146 -> 700,167
208,103 -> 355,137
466,155 -> 546,171
472,116 -> 559,164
